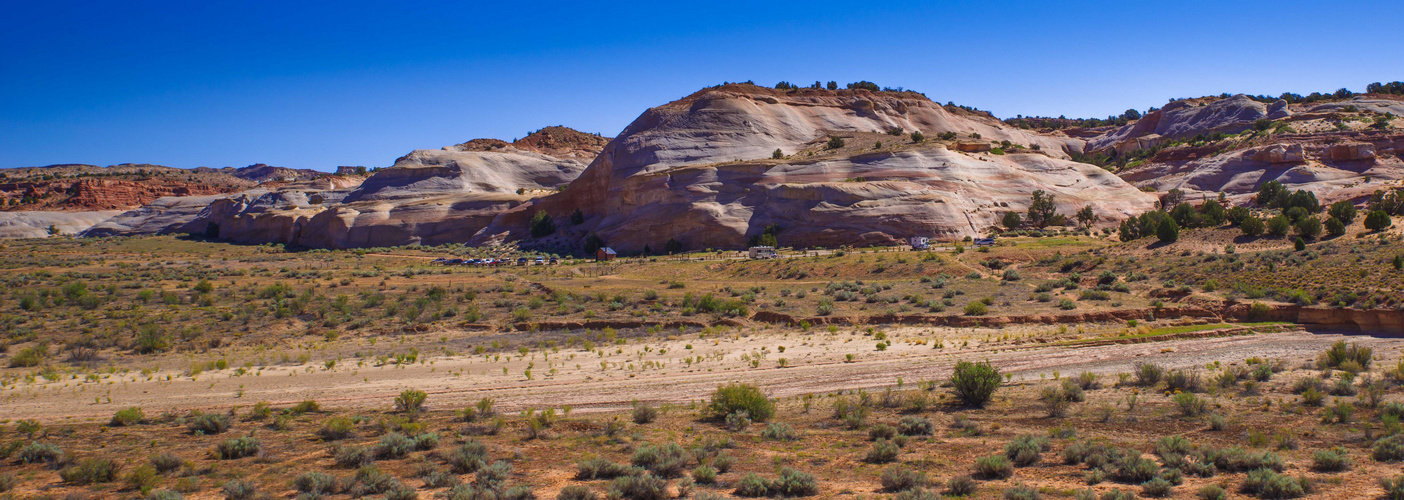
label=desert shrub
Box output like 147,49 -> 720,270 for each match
413,432 -> 439,451
975,454 -> 1014,479
376,432 -> 415,458
1311,447 -> 1350,472
866,439 -> 901,463
1075,371 -> 1101,389
1079,488 -> 1134,500
880,465 -> 927,492
111,407 -> 145,426
735,473 -> 770,498
1203,447 -> 1283,472
1241,468 -> 1307,499
289,400 -> 321,415
713,451 -> 736,473
394,389 -> 428,416
1291,376 -> 1326,394
127,464 -> 160,494
1250,363 -> 1274,382
1208,413 -> 1227,431
188,413 -> 231,434
1138,477 -> 1173,497
1154,435 -> 1192,458
1112,455 -> 1159,483
761,421 -> 797,441
963,301 -> 988,315
19,442 -> 63,464
1374,434 -> 1404,461
1382,476 -> 1404,500
768,468 -> 819,497
475,461 -> 513,491
151,452 -> 185,474
222,479 -> 258,500
610,474 -> 668,500
1005,434 -> 1051,466
631,443 -> 689,478
1057,379 -> 1086,403
384,486 -> 419,500
1300,387 -> 1325,407
631,402 -> 657,424
577,458 -> 640,480
1163,370 -> 1202,393
869,423 -> 897,441
1319,341 -> 1371,370
60,458 -> 120,484
334,445 -> 376,468
691,465 -> 718,485
897,416 -> 934,436
707,383 -> 774,422
146,490 -> 184,500
1321,399 -> 1354,423
1134,362 -> 1164,386
295,471 -> 339,494
951,360 -> 1001,407
216,436 -> 261,459
1198,484 -> 1227,500
1003,484 -> 1042,500
1040,386 -> 1072,417
724,410 -> 753,431
946,475 -> 977,496
319,417 -> 355,440
0,474 -> 18,493
893,488 -> 940,500
557,485 -> 599,500
1172,392 -> 1206,417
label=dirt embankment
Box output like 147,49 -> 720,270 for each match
499,301 -> 1404,335
752,301 -> 1404,334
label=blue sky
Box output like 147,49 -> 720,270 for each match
2,0 -> 1401,171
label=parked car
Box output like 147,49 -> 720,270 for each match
516,257 -> 528,265
974,237 -> 997,246
548,257 -> 559,265
534,256 -> 545,265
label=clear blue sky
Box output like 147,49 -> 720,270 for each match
3,0 -> 1401,171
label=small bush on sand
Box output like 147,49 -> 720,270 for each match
952,360 -> 1002,407
707,384 -> 774,422
975,454 -> 1014,479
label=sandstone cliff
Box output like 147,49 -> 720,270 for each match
0,210 -> 124,238
1086,95 -> 1291,154
0,164 -> 254,212
182,128 -> 605,248
471,84 -> 1154,252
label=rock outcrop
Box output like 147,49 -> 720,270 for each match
1326,142 -> 1376,161
1087,95 -> 1288,153
82,194 -> 233,237
0,211 -> 124,238
1117,132 -> 1404,205
0,165 -> 253,212
1248,143 -> 1305,164
471,84 -> 1153,252
183,128 -> 605,248
192,163 -> 331,183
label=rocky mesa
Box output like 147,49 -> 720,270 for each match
472,84 -> 1155,252
183,127 -> 608,248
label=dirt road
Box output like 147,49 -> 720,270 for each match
3,326 -> 1398,423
